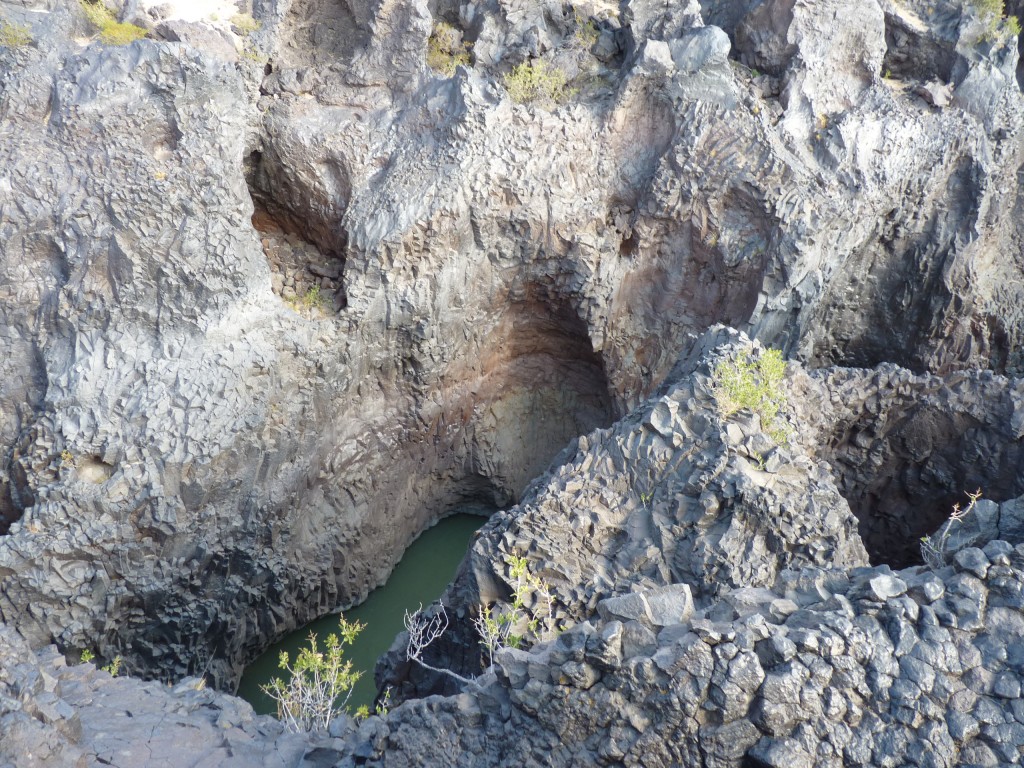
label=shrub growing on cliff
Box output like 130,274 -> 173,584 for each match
261,615 -> 364,733
78,649 -> 122,675
970,0 -> 1020,39
713,348 -> 790,444
426,21 -> 471,77
0,19 -> 32,48
229,13 -> 260,36
80,1 -> 147,46
404,553 -> 557,677
473,554 -> 555,666
504,60 -> 573,105
920,489 -> 982,570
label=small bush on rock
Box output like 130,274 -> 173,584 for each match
920,489 -> 982,570
229,13 -> 260,36
572,10 -> 599,52
970,0 -> 1019,39
0,19 -> 32,48
473,553 -> 555,666
78,649 -> 122,675
504,60 -> 573,105
426,21 -> 471,77
404,554 -> 557,679
713,348 -> 790,444
80,1 -> 147,46
261,616 -> 364,733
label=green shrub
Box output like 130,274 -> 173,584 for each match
301,284 -> 326,311
261,616 -> 364,733
404,553 -> 557,679
230,13 -> 260,36
473,554 -> 555,666
103,655 -> 122,676
78,649 -> 121,675
970,0 -> 1018,39
503,59 -> 573,105
713,347 -> 791,444
0,19 -> 32,48
572,11 -> 599,51
426,21 -> 470,77
80,1 -> 147,46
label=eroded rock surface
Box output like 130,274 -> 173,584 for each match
1,0 -> 1024,765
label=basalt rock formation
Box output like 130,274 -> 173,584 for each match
1,0 -> 1024,765
6,332 -> 1024,767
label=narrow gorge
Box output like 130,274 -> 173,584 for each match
2,0 -> 1024,766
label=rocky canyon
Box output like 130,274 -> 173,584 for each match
2,0 -> 1024,765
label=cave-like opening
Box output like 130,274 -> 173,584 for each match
816,370 -> 1024,568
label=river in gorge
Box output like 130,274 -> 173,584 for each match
236,512 -> 487,714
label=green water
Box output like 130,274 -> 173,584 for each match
236,513 -> 485,714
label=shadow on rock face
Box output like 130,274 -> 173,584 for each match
808,365 -> 1024,568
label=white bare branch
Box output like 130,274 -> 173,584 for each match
402,604 -> 473,685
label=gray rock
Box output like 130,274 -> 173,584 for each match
866,574 -> 909,602
746,737 -> 815,768
2,0 -> 1024,765
642,584 -> 695,626
915,80 -> 952,108
954,548 -> 990,579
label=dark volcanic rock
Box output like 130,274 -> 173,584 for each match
0,0 -> 1024,765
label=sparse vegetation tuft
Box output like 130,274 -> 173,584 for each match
80,1 -> 147,46
230,13 -> 260,36
301,284 -> 327,311
920,489 -> 982,570
286,284 -> 328,313
713,347 -> 791,444
503,59 -> 573,105
426,21 -> 471,77
472,554 -> 556,667
404,553 -> 558,680
0,18 -> 32,48
572,10 -> 599,51
78,649 -> 122,676
969,0 -> 1020,39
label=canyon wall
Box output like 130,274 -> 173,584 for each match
1,0 -> 1024,765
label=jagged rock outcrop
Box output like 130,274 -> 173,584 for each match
381,329 -> 1024,698
1,0 -> 1024,765
0,625 -> 310,768
13,526 -> 1024,766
